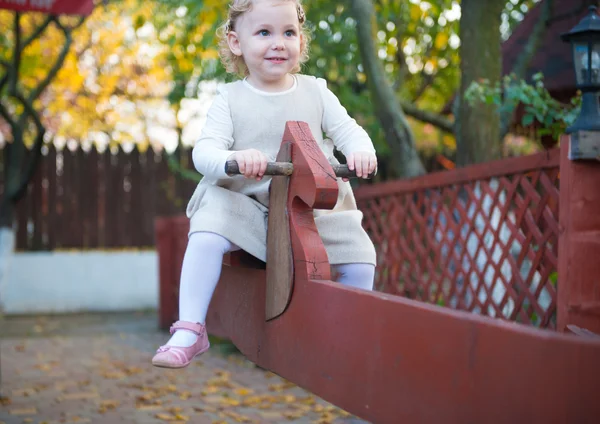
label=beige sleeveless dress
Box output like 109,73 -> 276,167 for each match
186,75 -> 376,266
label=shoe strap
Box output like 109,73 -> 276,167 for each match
170,320 -> 205,336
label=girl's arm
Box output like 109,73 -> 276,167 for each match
318,79 -> 376,157
318,78 -> 377,178
192,87 -> 236,179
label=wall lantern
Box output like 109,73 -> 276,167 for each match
561,6 -> 600,132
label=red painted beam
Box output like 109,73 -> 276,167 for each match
207,267 -> 600,424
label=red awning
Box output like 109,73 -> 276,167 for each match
0,0 -> 93,16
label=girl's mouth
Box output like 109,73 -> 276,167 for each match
266,58 -> 287,63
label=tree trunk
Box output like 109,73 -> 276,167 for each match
456,0 -> 505,166
0,133 -> 22,230
350,0 -> 426,178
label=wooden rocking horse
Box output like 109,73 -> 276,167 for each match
156,121 -> 600,424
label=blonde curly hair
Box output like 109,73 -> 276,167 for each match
217,0 -> 311,76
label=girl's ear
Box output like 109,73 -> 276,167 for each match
227,31 -> 243,57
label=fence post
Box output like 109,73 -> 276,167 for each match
557,133 -> 600,334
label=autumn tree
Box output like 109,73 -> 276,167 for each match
0,11 -> 86,229
344,0 -> 551,169
154,0 -> 553,177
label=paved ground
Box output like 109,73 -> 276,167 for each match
0,312 -> 367,424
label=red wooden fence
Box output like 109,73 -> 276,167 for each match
356,148 -> 560,328
2,144 -> 561,329
0,144 -> 197,250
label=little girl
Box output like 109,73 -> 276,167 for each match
152,0 -> 378,368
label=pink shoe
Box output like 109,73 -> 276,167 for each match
152,321 -> 210,369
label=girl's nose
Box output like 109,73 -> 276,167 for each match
272,37 -> 285,50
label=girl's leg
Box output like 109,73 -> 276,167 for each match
167,231 -> 238,347
331,263 -> 375,291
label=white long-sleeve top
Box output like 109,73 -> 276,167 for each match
192,75 -> 375,180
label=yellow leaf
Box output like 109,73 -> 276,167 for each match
434,32 -> 449,50
240,395 -> 263,406
9,408 -> 37,415
410,4 -> 422,21
258,411 -> 283,419
284,411 -> 306,420
155,413 -> 179,421
201,386 -> 220,395
234,388 -> 253,396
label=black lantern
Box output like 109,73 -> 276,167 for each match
561,6 -> 600,132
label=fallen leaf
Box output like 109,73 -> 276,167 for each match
155,413 -> 178,421
9,408 -> 37,415
101,371 -> 127,379
221,411 -> 252,423
215,370 -> 230,378
234,387 -> 253,396
298,395 -> 316,405
179,391 -> 192,400
201,386 -> 220,395
282,394 -> 296,403
136,404 -> 163,411
98,400 -> 120,413
258,411 -> 283,419
283,410 -> 306,420
240,395 -> 263,406
70,417 -> 91,423
35,361 -> 59,372
195,406 -> 218,413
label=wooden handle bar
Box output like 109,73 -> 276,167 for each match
225,160 -> 376,179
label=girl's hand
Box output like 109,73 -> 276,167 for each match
229,149 -> 269,180
346,151 -> 377,180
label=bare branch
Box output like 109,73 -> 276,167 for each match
10,12 -> 21,95
21,15 -> 53,49
0,101 -> 16,131
20,18 -> 74,123
412,72 -> 435,102
60,15 -> 86,32
393,39 -> 408,91
400,100 -> 454,134
11,92 -> 45,202
0,69 -> 8,94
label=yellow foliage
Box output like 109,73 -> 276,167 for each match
409,4 -> 422,21
434,32 -> 449,50
1,0 -> 219,150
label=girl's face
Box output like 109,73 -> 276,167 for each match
227,0 -> 302,92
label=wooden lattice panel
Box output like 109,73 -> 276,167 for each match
356,150 -> 561,328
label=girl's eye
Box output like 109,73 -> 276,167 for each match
285,30 -> 296,37
258,30 -> 269,36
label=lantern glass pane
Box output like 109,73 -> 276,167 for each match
573,42 -> 590,85
592,42 -> 600,84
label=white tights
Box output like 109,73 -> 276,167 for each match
167,231 -> 375,347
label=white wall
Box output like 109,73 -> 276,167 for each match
1,250 -> 159,314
